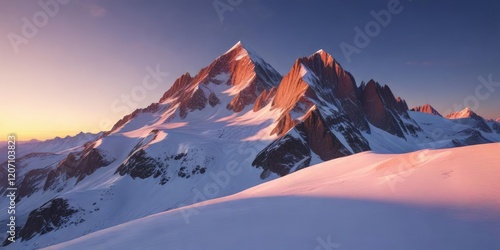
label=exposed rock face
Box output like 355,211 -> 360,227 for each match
252,50 -> 423,176
159,72 -> 193,103
252,50 -> 379,176
361,80 -> 417,138
0,152 -> 55,195
270,51 -> 369,131
300,50 -> 370,131
159,42 -> 282,118
253,87 -> 276,111
270,60 -> 314,112
104,103 -> 161,136
5,42 -> 500,249
452,130 -> 493,147
295,109 -> 352,160
116,149 -> 170,185
411,103 -> 442,116
253,107 -> 371,176
252,134 -> 311,176
19,198 -> 78,241
491,122 -> 500,133
18,168 -> 51,199
208,92 -> 221,107
44,147 -> 115,190
396,97 -> 409,113
271,113 -> 297,137
182,88 -> 208,118
321,111 -> 371,154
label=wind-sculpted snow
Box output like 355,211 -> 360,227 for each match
3,42 -> 500,249
45,144 -> 500,250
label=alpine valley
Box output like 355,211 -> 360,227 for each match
2,42 -> 500,249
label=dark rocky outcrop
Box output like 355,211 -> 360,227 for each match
253,87 -> 276,111
18,168 -> 51,200
254,108 -> 370,177
116,149 -> 169,184
361,80 -> 409,138
452,130 -> 493,147
270,113 -> 297,136
491,121 -> 500,134
300,50 -> 370,131
295,110 -> 352,161
252,134 -> 311,176
208,92 -> 221,107
44,148 -> 114,190
19,198 -> 78,241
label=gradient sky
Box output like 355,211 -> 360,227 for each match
1,0 -> 499,140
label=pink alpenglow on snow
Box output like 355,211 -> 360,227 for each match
45,143 -> 500,250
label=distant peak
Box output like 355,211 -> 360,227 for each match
446,107 -> 479,119
460,107 -> 474,115
411,103 -> 442,116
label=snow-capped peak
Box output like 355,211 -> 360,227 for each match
445,107 -> 478,119
224,41 -> 244,54
315,49 -> 327,55
221,41 -> 271,68
223,41 -> 255,60
310,49 -> 334,66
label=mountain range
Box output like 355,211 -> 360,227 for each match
1,42 -> 499,249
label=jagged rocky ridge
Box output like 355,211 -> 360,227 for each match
411,104 -> 442,116
3,42 -> 499,249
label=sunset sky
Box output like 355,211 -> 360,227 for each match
1,0 -> 499,140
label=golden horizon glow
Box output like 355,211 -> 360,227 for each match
1,1 -> 499,141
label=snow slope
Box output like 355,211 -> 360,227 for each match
3,43 -> 499,248
47,143 -> 500,250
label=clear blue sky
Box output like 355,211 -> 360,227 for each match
1,0 -> 499,139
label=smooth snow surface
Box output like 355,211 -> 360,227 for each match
46,143 -> 500,250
